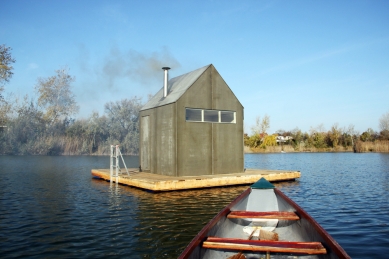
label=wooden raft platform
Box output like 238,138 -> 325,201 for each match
91,169 -> 300,192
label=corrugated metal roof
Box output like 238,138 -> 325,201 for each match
140,64 -> 211,111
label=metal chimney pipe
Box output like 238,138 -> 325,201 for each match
162,67 -> 170,97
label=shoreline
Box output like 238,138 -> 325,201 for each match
2,142 -> 388,156
243,144 -> 389,153
244,145 -> 354,153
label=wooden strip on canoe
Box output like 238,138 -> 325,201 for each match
227,211 -> 300,220
274,189 -> 351,259
178,188 -> 252,259
203,237 -> 326,255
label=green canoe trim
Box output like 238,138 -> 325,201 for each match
251,177 -> 275,189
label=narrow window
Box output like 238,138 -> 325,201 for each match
221,111 -> 235,123
186,108 -> 202,121
204,110 -> 219,122
186,108 -> 236,124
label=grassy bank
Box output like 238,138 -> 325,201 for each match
354,140 -> 389,153
245,145 -> 353,153
0,134 -> 138,156
245,141 -> 389,153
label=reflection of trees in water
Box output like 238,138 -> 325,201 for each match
113,185 -> 249,258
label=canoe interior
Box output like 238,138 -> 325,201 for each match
179,188 -> 350,259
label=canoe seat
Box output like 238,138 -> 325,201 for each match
227,211 -> 299,220
203,237 -> 327,255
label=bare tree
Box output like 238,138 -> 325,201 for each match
35,68 -> 79,124
346,124 -> 357,147
0,44 -> 16,97
251,114 -> 270,135
104,97 -> 143,153
261,115 -> 270,134
379,112 -> 389,131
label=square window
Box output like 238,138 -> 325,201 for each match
204,110 -> 219,122
221,111 -> 235,123
186,109 -> 202,121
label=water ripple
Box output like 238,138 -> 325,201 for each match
0,154 -> 388,258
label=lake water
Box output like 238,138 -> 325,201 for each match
0,153 -> 388,258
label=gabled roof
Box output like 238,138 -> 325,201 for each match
140,64 -> 211,111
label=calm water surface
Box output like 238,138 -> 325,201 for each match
0,153 -> 388,258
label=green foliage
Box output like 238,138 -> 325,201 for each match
328,124 -> 341,147
312,132 -> 327,148
243,123 -> 383,152
260,135 -> 277,149
289,128 -> 307,149
241,117 -> 388,152
243,134 -> 250,146
302,131 -> 327,149
340,133 -> 353,147
360,128 -> 376,142
247,134 -> 262,148
359,131 -> 371,142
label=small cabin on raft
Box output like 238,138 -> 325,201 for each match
139,64 -> 244,177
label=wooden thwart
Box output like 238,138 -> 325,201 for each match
203,237 -> 327,255
227,211 -> 299,220
227,228 -> 257,259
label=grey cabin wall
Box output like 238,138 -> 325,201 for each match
139,64 -> 244,177
176,65 -> 244,176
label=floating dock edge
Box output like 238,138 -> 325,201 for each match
91,169 -> 301,192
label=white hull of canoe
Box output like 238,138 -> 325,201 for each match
179,185 -> 350,259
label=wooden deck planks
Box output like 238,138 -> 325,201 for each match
91,168 -> 301,191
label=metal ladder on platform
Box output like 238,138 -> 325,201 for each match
110,145 -> 130,178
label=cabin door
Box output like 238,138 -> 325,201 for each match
141,115 -> 151,171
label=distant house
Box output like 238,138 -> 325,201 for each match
139,64 -> 244,177
276,136 -> 293,143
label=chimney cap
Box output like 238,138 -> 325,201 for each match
162,67 -> 171,70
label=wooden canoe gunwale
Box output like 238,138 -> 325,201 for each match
179,187 -> 351,259
274,189 -> 350,259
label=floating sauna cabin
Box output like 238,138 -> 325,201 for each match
139,64 -> 244,177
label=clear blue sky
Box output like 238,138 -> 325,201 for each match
1,0 -> 389,134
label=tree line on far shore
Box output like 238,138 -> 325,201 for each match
1,44 -> 389,155
244,114 -> 389,153
3,97 -> 142,156
1,91 -> 142,155
0,44 -> 142,155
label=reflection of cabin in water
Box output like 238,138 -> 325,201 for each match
139,64 -> 244,177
